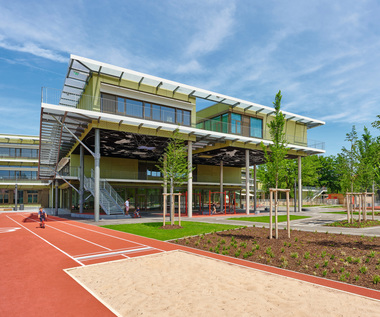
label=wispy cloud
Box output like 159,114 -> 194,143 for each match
0,41 -> 66,63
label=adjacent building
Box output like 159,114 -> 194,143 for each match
0,134 -> 49,209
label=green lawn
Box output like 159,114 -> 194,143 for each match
227,215 -> 310,223
101,221 -> 244,241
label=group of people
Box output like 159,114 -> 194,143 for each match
124,198 -> 141,218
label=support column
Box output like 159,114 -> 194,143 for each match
298,156 -> 302,212
14,183 -> 18,211
245,149 -> 250,215
50,182 -> 54,208
253,164 -> 257,213
220,160 -> 223,213
55,180 -> 58,216
79,145 -> 84,214
94,129 -> 100,222
187,141 -> 193,218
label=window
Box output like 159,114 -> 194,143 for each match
176,109 -> 183,124
231,113 -> 242,134
117,97 -> 125,114
126,99 -> 143,118
250,117 -> 263,138
0,148 -> 9,157
183,111 -> 191,126
0,170 -> 9,179
162,106 -> 175,123
152,104 -> 161,120
221,114 -> 228,133
144,103 -> 152,119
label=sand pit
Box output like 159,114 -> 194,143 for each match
66,250 -> 380,316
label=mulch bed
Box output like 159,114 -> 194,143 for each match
173,226 -> 380,290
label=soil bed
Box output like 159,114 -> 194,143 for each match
326,220 -> 380,228
173,226 -> 380,290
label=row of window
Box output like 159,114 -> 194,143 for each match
0,148 -> 39,158
196,113 -> 263,138
101,93 -> 191,126
0,190 -> 39,204
0,170 -> 38,180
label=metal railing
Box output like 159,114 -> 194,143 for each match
42,87 -> 325,151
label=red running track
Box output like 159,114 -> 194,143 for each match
1,212 -> 380,316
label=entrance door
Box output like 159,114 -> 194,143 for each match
137,194 -> 147,212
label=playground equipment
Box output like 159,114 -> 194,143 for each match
208,191 -> 236,215
269,188 -> 290,239
346,192 -> 375,224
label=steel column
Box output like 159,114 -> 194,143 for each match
245,149 -> 250,215
94,129 -> 100,222
79,145 -> 84,213
298,156 -> 302,212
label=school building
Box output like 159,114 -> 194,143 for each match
37,55 -> 325,220
0,134 -> 50,209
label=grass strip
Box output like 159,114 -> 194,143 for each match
227,215 -> 310,223
102,221 -> 244,241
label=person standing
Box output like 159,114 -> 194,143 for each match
124,198 -> 130,216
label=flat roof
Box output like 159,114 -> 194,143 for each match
62,55 -> 325,129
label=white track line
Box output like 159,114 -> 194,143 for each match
75,247 -> 153,261
20,215 -> 114,251
6,215 -> 84,267
47,216 -> 166,253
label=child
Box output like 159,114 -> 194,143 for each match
38,207 -> 47,228
133,206 -> 141,218
211,201 -> 217,215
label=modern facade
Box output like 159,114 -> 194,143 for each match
0,134 -> 50,209
39,55 -> 325,220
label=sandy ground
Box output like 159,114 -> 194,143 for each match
66,251 -> 380,317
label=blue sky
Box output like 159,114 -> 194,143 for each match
0,0 -> 379,156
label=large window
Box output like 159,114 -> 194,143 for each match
250,117 -> 263,138
231,113 -> 242,134
101,93 -> 191,126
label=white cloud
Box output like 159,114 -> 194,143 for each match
0,41 -> 66,63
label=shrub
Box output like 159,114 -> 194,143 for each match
323,260 -> 329,267
373,275 -> 380,284
322,270 -> 327,277
291,252 -> 299,259
332,268 -> 337,273
265,247 -> 275,258
339,274 -> 346,282
359,266 -> 368,274
368,251 -> 376,258
281,248 -> 285,253
304,252 -> 310,259
354,275 -> 360,281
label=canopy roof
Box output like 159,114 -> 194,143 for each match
62,55 -> 325,129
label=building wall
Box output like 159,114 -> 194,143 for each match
196,164 -> 241,184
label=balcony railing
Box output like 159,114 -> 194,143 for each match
42,87 -> 325,151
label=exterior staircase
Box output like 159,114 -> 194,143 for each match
83,170 -> 124,215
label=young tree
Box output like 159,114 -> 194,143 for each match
157,131 -> 193,226
341,125 -> 359,193
261,90 -> 289,238
260,90 -> 288,190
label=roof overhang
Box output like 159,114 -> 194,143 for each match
62,55 -> 325,129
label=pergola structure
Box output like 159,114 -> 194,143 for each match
38,55 -> 326,221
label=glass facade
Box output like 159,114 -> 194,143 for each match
0,170 -> 37,180
101,93 -> 191,126
198,112 -> 262,138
